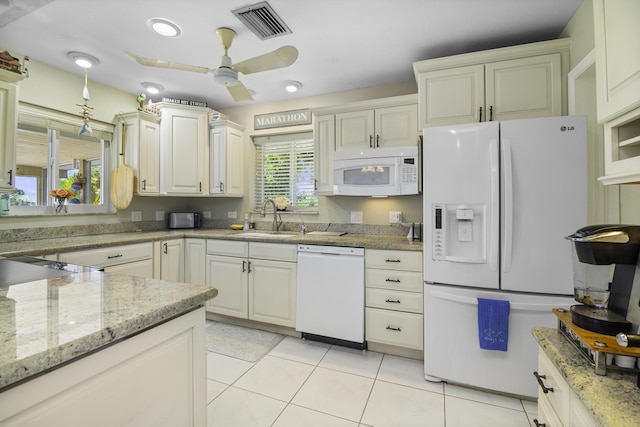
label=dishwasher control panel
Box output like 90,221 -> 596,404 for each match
298,244 -> 365,256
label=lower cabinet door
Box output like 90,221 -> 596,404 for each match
205,255 -> 248,318
365,307 -> 423,350
249,259 -> 296,327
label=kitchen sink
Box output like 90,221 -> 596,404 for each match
240,232 -> 296,238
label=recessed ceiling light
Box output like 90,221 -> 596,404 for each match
147,18 -> 182,37
141,82 -> 164,94
67,51 -> 100,68
282,80 -> 301,93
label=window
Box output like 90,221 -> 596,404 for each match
7,104 -> 112,214
253,132 -> 317,211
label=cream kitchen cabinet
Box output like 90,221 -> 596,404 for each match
184,238 -> 206,285
593,0 -> 640,123
365,249 -> 423,351
154,239 -> 185,282
205,239 -> 297,327
0,69 -> 22,192
159,103 -> 209,195
598,106 -> 640,185
312,114 -> 335,195
535,349 -> 597,427
116,111 -> 161,195
58,242 -> 154,278
335,103 -> 418,151
209,120 -> 245,197
413,38 -> 569,128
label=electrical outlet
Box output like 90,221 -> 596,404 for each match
389,211 -> 403,223
350,211 -> 363,224
131,211 -> 142,222
227,211 -> 237,219
203,211 -> 212,219
155,211 -> 165,221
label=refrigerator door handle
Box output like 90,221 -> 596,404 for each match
430,290 -> 562,312
489,138 -> 499,272
502,138 -> 513,274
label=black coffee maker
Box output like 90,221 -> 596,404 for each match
565,225 -> 640,335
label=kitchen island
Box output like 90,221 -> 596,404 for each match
533,327 -> 640,427
0,268 -> 217,425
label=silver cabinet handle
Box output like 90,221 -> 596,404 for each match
376,135 -> 380,148
7,169 -> 13,186
142,179 -> 146,190
220,181 -> 224,192
163,242 -> 168,254
369,135 -> 373,148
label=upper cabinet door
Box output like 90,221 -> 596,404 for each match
0,80 -> 17,191
137,117 -> 161,194
418,64 -> 484,128
209,123 -> 244,197
594,0 -> 640,122
485,54 -> 562,122
160,106 -> 208,194
335,110 -> 375,151
313,114 -> 335,195
374,104 -> 418,147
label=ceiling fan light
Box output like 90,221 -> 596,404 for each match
282,80 -> 301,93
213,67 -> 238,86
141,82 -> 164,94
67,51 -> 100,68
148,18 -> 182,37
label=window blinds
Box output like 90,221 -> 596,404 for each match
253,132 -> 317,210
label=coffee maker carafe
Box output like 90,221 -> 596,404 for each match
565,225 -> 640,335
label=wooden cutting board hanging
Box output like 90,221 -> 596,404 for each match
110,122 -> 134,210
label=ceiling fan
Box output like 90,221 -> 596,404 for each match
126,27 -> 298,102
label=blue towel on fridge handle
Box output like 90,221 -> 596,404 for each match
477,298 -> 510,351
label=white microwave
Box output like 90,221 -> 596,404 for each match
333,146 -> 420,196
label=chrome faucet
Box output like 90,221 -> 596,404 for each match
260,199 -> 282,232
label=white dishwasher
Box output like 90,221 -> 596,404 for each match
296,244 -> 366,349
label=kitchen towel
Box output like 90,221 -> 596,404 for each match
477,298 -> 510,351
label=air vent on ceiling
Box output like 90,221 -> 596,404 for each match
232,1 -> 292,40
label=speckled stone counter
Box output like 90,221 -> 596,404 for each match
533,327 -> 640,427
0,229 -> 422,258
0,269 -> 217,391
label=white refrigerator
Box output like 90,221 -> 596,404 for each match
422,116 -> 587,398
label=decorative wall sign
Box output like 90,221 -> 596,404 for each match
254,108 -> 311,130
161,97 -> 208,108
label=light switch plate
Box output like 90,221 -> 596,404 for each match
203,211 -> 212,219
350,211 -> 363,224
155,211 -> 165,221
389,211 -> 403,223
227,211 -> 237,219
131,211 -> 142,222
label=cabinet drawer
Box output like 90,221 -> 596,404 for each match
249,242 -> 297,262
59,242 -> 153,268
537,351 -> 571,426
366,268 -> 423,292
365,249 -> 422,271
365,307 -> 423,350
366,288 -> 423,314
206,239 -> 248,257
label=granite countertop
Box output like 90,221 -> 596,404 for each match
533,327 -> 640,427
0,269 -> 217,392
0,229 -> 423,258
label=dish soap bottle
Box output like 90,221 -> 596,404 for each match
243,214 -> 250,231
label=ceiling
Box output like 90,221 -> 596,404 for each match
0,0 -> 583,111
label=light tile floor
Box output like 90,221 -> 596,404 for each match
206,326 -> 539,427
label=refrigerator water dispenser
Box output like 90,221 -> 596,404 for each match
432,203 -> 486,263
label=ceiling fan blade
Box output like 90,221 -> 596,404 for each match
233,46 -> 298,75
125,51 -> 213,74
226,81 -> 254,102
